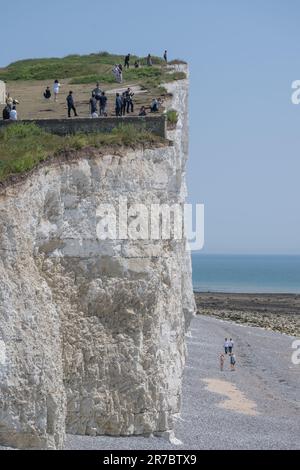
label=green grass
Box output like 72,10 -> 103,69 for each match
0,52 -> 165,82
0,123 -> 165,182
166,109 -> 179,125
0,52 -> 186,100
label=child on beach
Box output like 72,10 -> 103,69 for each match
219,353 -> 225,371
230,353 -> 236,371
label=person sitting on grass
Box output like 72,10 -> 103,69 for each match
2,105 -> 11,120
139,106 -> 147,116
9,105 -> 18,120
134,60 -> 140,68
150,98 -> 159,112
66,91 -> 78,118
43,86 -> 51,100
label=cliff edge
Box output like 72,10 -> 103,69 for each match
0,65 -> 195,449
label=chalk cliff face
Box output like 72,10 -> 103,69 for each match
0,65 -> 195,449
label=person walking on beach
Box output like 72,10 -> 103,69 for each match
230,353 -> 236,371
66,91 -> 78,117
219,353 -> 225,371
53,79 -> 61,102
224,338 -> 229,354
228,338 -> 234,354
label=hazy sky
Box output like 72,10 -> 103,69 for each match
1,0 -> 300,254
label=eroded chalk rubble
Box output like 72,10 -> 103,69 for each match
0,65 -> 195,449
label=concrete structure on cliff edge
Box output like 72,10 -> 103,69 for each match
0,64 -> 195,449
0,81 -> 6,105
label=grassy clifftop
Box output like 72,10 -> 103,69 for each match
0,52 -> 185,88
0,123 -> 165,183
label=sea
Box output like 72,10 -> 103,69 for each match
192,254 -> 300,294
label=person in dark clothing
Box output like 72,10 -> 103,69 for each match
124,54 -> 130,69
115,93 -> 122,116
125,88 -> 134,113
134,60 -> 139,68
138,106 -> 147,116
150,98 -> 159,112
99,92 -> 107,116
2,105 -> 10,120
89,92 -> 97,115
163,50 -> 168,63
43,86 -> 51,100
147,54 -> 153,66
92,82 -> 102,112
66,91 -> 78,117
121,92 -> 126,116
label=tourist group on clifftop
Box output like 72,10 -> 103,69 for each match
2,51 -> 168,121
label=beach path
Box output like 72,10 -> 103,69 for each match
65,315 -> 300,450
1,315 -> 299,450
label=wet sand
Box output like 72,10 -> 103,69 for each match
194,292 -> 300,336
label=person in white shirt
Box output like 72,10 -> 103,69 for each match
9,106 -> 17,120
53,79 -> 61,102
224,338 -> 229,355
228,338 -> 234,353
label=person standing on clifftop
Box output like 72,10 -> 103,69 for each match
99,92 -> 107,116
53,79 -> 61,102
66,91 -> 78,117
89,92 -> 97,117
124,53 -> 130,69
115,93 -> 122,116
92,83 -> 102,113
163,50 -> 168,63
125,88 -> 134,113
147,54 -> 153,66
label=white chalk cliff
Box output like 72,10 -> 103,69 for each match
0,65 -> 195,449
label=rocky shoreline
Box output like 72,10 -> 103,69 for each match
194,292 -> 300,337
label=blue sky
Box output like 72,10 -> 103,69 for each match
1,0 -> 300,254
